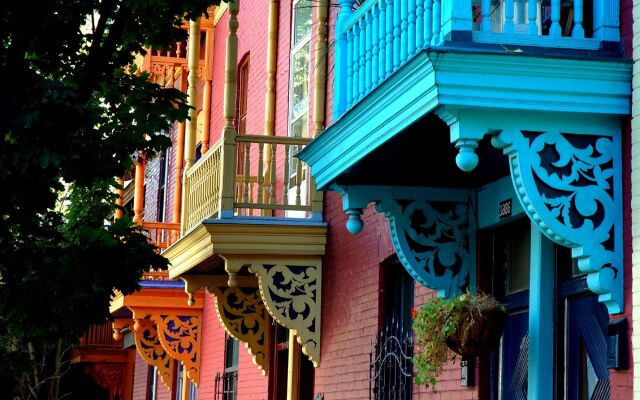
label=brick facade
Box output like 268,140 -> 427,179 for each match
630,0 -> 640,394
128,0 -> 637,398
132,352 -> 149,400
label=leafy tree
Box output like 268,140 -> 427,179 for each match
0,1 -> 220,397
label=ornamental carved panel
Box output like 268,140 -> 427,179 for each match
493,130 -> 622,313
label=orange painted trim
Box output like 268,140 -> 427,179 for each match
110,287 -> 204,315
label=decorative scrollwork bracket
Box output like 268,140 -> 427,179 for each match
132,318 -> 175,391
250,260 -> 322,367
492,130 -> 623,313
338,186 -> 476,299
151,313 -> 202,386
376,188 -> 476,298
182,275 -> 269,375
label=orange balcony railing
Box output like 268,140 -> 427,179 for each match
141,221 -> 181,251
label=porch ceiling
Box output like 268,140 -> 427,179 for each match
334,113 -> 509,188
299,49 -> 631,190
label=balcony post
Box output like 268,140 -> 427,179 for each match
333,0 -> 357,119
174,72 -> 187,226
133,154 -> 146,225
184,18 -> 201,172
286,331 -> 301,400
218,0 -> 240,218
593,0 -> 620,42
202,25 -> 215,155
264,0 -> 279,139
115,177 -> 125,219
262,0 -> 279,216
313,0 -> 329,137
441,0 -> 473,39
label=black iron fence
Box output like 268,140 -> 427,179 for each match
214,370 -> 238,400
369,318 -> 413,400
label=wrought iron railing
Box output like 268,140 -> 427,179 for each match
214,370 -> 238,400
369,318 -> 413,400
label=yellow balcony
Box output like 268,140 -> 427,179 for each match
181,134 -> 322,233
164,133 -> 326,374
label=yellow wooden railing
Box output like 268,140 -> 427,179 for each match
234,134 -> 314,213
181,134 -> 321,233
183,139 -> 223,232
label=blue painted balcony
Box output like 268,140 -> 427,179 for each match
302,1 -> 630,397
333,0 -> 622,118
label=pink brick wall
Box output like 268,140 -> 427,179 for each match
197,292 -> 225,397
317,191 -> 478,399
236,346 -> 269,399
133,351 -> 149,400
612,0 -> 634,397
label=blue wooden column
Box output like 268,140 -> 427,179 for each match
528,223 -> 554,399
333,0 -> 357,119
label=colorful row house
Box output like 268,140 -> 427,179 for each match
74,0 -> 639,398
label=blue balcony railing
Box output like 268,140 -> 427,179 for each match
333,0 -> 621,117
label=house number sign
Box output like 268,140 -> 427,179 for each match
499,199 -> 512,219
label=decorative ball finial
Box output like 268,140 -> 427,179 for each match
113,329 -> 122,341
345,208 -> 364,234
455,139 -> 479,172
227,273 -> 237,288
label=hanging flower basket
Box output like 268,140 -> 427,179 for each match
444,302 -> 507,358
413,292 -> 506,390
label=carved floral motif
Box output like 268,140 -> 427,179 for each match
133,318 -> 174,390
380,198 -> 473,298
250,263 -> 321,367
85,363 -> 125,400
209,285 -> 269,374
493,130 -> 622,313
153,314 -> 201,386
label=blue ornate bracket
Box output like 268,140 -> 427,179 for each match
338,186 -> 475,298
492,130 -> 623,314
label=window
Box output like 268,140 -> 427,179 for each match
288,1 -> 312,145
175,362 -> 198,400
287,0 -> 313,207
215,335 -> 239,400
147,366 -> 157,400
235,56 -> 250,175
157,149 -> 169,223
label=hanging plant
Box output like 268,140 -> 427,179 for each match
413,292 -> 507,390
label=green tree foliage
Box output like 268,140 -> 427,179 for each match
0,1 -> 220,397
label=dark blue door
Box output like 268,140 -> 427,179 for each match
565,294 -> 610,400
502,310 -> 529,400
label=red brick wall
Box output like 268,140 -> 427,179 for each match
611,0 -> 634,397
197,290 -> 269,399
197,292 -> 225,397
207,1 -> 271,147
236,345 -> 269,399
317,191 -> 478,399
315,192 -> 389,399
156,378 -> 171,400
132,351 -> 149,400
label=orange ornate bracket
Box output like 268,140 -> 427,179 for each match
134,318 -> 175,389
110,277 -> 204,390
